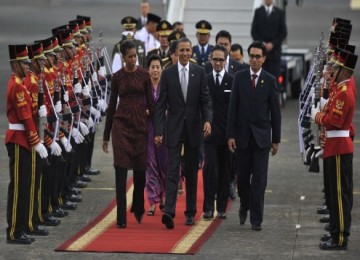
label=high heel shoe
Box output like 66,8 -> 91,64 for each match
135,213 -> 144,224
147,205 -> 156,216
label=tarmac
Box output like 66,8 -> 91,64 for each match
0,1 -> 359,259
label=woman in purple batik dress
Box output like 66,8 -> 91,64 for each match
145,54 -> 167,216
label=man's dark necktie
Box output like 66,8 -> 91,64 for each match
252,74 -> 258,93
162,51 -> 166,58
216,73 -> 220,87
201,46 -> 205,55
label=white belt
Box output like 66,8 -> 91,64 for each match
326,130 -> 350,138
9,123 -> 25,131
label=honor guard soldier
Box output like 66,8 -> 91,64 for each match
5,44 -> 49,244
192,20 -> 213,66
112,16 -> 146,73
134,12 -> 161,55
312,49 -> 357,250
147,20 -> 173,60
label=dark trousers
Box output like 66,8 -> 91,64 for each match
6,143 -> 31,240
165,126 -> 199,218
203,143 -> 230,213
115,166 -> 145,225
235,134 -> 270,226
86,131 -> 95,167
325,154 -> 353,245
323,159 -> 330,209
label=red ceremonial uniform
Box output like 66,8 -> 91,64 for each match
5,74 -> 40,150
315,79 -> 355,158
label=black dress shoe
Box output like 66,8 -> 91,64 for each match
162,213 -> 174,229
319,215 -> 330,223
7,233 -> 33,244
317,205 -> 329,215
60,200 -> 77,210
319,238 -> 347,250
203,211 -> 214,220
27,226 -> 49,236
229,183 -> 237,200
39,216 -> 61,226
79,174 -> 92,182
86,166 -> 100,175
70,187 -> 81,195
239,209 -> 247,225
68,194 -> 82,203
252,224 -> 262,231
116,223 -> 126,228
324,223 -> 330,232
218,212 -> 227,219
73,180 -> 87,188
320,233 -> 331,242
185,216 -> 195,226
52,207 -> 69,218
135,213 -> 144,224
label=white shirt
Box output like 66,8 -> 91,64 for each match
212,69 -> 225,85
264,4 -> 273,15
134,26 -> 160,54
250,68 -> 262,87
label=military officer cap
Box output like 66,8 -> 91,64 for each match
331,17 -> 351,32
121,16 -> 138,29
156,20 -> 173,36
28,42 -> 47,60
335,49 -> 358,71
37,37 -> 57,56
52,25 -> 70,36
55,29 -> 75,48
68,22 -> 82,37
77,15 -> 92,32
70,19 -> 88,34
195,20 -> 212,34
9,44 -> 32,63
147,13 -> 161,24
50,36 -> 63,52
334,23 -> 352,35
168,31 -> 186,43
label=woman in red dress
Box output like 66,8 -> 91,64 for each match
103,40 -> 155,228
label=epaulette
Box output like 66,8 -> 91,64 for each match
162,57 -> 170,63
341,84 -> 347,92
190,58 -> 197,64
15,75 -> 22,84
31,74 -> 37,84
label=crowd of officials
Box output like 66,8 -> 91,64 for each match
5,0 -> 356,251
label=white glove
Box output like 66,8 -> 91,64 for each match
98,66 -> 106,78
50,141 -> 62,156
34,143 -> 48,159
315,149 -> 323,158
82,85 -> 90,97
85,117 -> 94,128
79,122 -> 89,135
63,91 -> 69,102
38,105 -> 47,118
92,72 -> 98,83
55,101 -> 62,113
60,136 -> 72,152
320,97 -> 328,110
74,82 -> 82,94
98,99 -> 107,112
311,104 -> 320,121
71,129 -> 84,144
90,106 -> 101,118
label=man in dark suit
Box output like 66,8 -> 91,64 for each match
251,0 -> 287,80
154,37 -> 212,229
205,30 -> 248,76
227,41 -> 281,231
192,20 -> 213,67
203,45 -> 233,221
136,0 -> 150,30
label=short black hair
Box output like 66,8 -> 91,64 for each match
210,45 -> 228,59
146,54 -> 162,68
215,30 -> 232,44
172,21 -> 183,27
247,41 -> 267,57
176,37 -> 192,48
231,43 -> 244,55
120,40 -> 136,56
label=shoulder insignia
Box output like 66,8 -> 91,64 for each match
335,99 -> 344,110
16,91 -> 25,103
31,74 -> 37,84
341,84 -> 347,92
162,57 -> 169,62
190,58 -> 197,64
15,76 -> 22,84
32,92 -> 38,102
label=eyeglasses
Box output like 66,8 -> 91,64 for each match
249,54 -> 263,60
212,58 -> 225,63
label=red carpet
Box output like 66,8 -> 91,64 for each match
56,170 -> 229,254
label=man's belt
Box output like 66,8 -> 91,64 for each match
325,130 -> 350,138
9,123 -> 25,131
